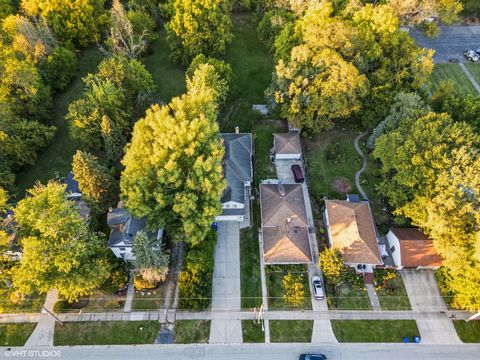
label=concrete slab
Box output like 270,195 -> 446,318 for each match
311,320 -> 338,343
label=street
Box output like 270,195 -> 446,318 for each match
2,343 -> 479,360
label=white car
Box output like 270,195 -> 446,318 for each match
465,49 -> 480,62
312,276 -> 325,300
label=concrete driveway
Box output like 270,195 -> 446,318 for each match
400,270 -> 460,344
209,221 -> 242,343
409,25 -> 480,63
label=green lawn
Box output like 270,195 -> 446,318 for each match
331,320 -> 419,342
453,320 -> 480,343
54,290 -> 125,313
221,13 -> 273,133
242,321 -> 265,343
465,63 -> 480,88
142,29 -> 186,103
54,321 -> 160,345
461,0 -> 480,17
174,320 -> 210,344
132,285 -> 167,311
429,63 -> 477,96
0,289 -> 45,314
376,275 -> 412,311
270,320 -> 313,343
265,265 -> 312,310
0,323 -> 36,346
305,129 -> 361,202
325,282 -> 371,310
15,47 -> 104,197
254,121 -> 287,184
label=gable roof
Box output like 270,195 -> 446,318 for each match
221,133 -> 253,204
391,228 -> 443,267
274,133 -> 302,155
325,200 -> 381,265
65,171 -> 80,195
260,183 -> 308,228
263,226 -> 312,263
107,205 -> 147,247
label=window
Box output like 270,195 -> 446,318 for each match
119,247 -> 126,252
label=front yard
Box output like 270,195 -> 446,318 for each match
54,321 -> 160,345
0,289 -> 45,314
453,320 -> 480,343
174,320 -> 210,344
331,320 -> 419,342
375,270 -> 412,311
0,323 -> 36,346
429,63 -> 477,95
270,320 -> 313,343
325,270 -> 371,310
132,284 -> 167,311
54,290 -> 125,313
265,265 -> 312,310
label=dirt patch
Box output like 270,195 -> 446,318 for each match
332,176 -> 352,194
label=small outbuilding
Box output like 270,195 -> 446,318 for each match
273,133 -> 302,160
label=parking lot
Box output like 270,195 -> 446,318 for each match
409,25 -> 480,63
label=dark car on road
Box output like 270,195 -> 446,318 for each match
291,164 -> 304,183
298,354 -> 327,360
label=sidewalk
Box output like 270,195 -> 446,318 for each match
24,289 -> 58,347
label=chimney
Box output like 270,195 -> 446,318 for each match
108,207 -> 113,212
278,182 -> 286,197
235,126 -> 240,134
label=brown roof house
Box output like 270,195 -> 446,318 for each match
272,133 -> 302,160
386,228 -> 443,269
260,181 -> 312,264
324,197 -> 382,272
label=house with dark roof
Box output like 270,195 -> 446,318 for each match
260,181 -> 312,264
272,133 -> 302,160
215,133 -> 253,223
324,196 -> 382,272
107,201 -> 163,262
64,171 -> 90,222
387,228 -> 443,270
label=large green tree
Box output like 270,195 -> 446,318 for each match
121,69 -> 226,245
12,182 -> 110,302
132,230 -> 169,284
166,0 -> 233,65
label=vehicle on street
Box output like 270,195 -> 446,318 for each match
311,276 -> 325,300
298,354 -> 327,360
291,164 -> 304,183
464,49 -> 479,62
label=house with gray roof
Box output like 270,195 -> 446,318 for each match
64,171 -> 90,222
215,132 -> 253,223
107,201 -> 163,262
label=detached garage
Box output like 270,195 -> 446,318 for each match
273,133 -> 302,160
387,228 -> 443,270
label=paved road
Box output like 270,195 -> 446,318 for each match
401,270 -> 460,344
209,221 -> 242,343
5,343 -> 480,360
409,25 -> 480,63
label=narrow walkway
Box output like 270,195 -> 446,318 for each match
209,222 -> 243,344
25,289 -> 58,347
258,231 -> 270,343
123,272 -> 134,312
459,63 -> 480,93
353,131 -> 369,200
163,242 -> 185,310
365,284 -> 381,311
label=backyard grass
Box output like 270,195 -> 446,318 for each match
0,324 -> 36,346
453,320 -> 480,343
465,63 -> 480,87
331,320 -> 419,342
429,63 -> 477,96
54,321 -> 160,345
15,47 -> 104,197
305,128 -> 361,202
142,29 -> 186,103
265,265 -> 312,310
53,291 -> 125,313
174,320 -> 210,344
254,121 -> 287,184
242,321 -> 265,343
132,285 -> 167,311
376,275 -> 412,311
221,13 -> 273,132
270,320 -> 313,343
325,282 -> 371,310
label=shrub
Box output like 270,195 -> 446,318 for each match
341,269 -> 364,290
134,273 -> 158,290
40,47 -> 78,92
374,269 -> 397,291
139,267 -> 168,285
282,272 -> 305,307
178,229 -> 216,310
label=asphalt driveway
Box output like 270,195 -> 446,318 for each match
409,25 -> 480,63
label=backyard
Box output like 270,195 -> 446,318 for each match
0,324 -> 36,346
173,320 -> 210,344
331,320 -> 419,342
270,320 -> 313,343
265,265 -> 311,310
54,321 -> 160,345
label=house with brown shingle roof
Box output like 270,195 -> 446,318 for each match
273,133 -> 302,160
324,198 -> 382,271
386,228 -> 443,269
260,182 -> 312,264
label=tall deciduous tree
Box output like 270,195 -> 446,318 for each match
72,150 -> 117,212
121,70 -> 226,245
12,182 -> 110,302
386,0 -> 463,26
166,0 -> 233,65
